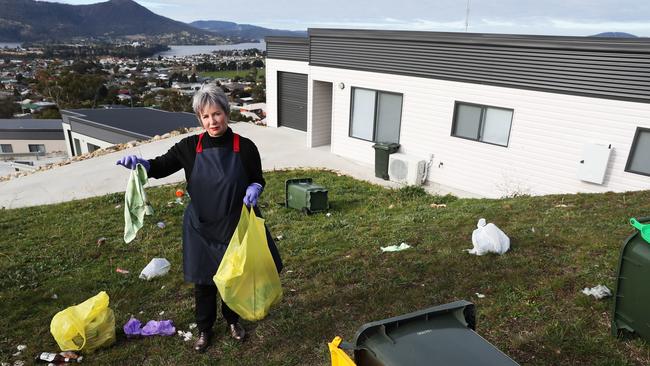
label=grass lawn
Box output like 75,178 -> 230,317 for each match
199,68 -> 265,81
1,169 -> 650,365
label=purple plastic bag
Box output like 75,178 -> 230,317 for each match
141,320 -> 176,336
123,317 -> 142,338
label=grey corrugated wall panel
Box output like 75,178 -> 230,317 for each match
70,117 -> 148,144
278,72 -> 308,131
308,29 -> 650,103
266,37 -> 309,62
0,130 -> 64,140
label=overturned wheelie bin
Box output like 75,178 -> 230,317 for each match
329,300 -> 519,366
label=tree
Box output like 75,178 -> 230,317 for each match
35,108 -> 61,119
189,73 -> 197,83
252,59 -> 265,68
0,96 -> 16,118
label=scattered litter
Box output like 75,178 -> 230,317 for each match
116,268 -> 130,274
467,218 -> 510,255
13,361 -> 24,366
326,212 -> 332,217
290,289 -> 297,292
276,235 -> 283,241
159,311 -> 165,316
115,204 -> 122,209
96,237 -> 106,246
35,351 -> 82,363
388,204 -> 395,209
16,346 -> 26,352
430,203 -> 447,208
175,197 -> 183,205
139,311 -> 144,314
188,323 -> 197,330
177,330 -> 193,341
156,221 -> 166,229
555,204 -> 569,208
175,189 -> 184,198
285,270 -> 294,274
582,285 -> 612,299
11,351 -> 20,357
51,294 -> 58,299
381,242 -> 412,252
160,285 -> 165,290
531,227 -> 536,233
475,293 -> 486,298
139,258 -> 171,280
124,317 -> 142,338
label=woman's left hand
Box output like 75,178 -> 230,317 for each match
243,183 -> 263,207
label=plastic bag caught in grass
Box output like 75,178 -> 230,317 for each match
50,291 -> 116,352
214,206 -> 282,321
328,336 -> 356,366
139,258 -> 171,280
468,218 -> 510,255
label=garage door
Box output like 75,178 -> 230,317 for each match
278,72 -> 308,131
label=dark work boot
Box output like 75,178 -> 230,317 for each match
229,322 -> 245,341
193,331 -> 212,352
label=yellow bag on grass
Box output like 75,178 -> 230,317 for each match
328,336 -> 357,366
50,291 -> 116,352
214,205 -> 282,321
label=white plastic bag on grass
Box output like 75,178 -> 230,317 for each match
139,258 -> 171,280
468,218 -> 510,255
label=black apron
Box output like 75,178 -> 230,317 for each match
182,132 -> 282,285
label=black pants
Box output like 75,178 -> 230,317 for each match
195,283 -> 239,332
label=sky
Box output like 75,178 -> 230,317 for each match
51,0 -> 650,37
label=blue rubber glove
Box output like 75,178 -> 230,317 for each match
116,155 -> 150,172
243,183 -> 263,207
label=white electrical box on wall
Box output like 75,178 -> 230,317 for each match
577,143 -> 612,184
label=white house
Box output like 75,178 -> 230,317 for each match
265,31 -> 650,198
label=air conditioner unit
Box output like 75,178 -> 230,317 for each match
388,153 -> 427,186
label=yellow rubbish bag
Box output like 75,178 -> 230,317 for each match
329,336 -> 357,366
214,205 -> 282,321
50,291 -> 116,352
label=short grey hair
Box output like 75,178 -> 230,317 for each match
192,83 -> 230,116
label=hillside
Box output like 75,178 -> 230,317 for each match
190,20 -> 306,41
0,0 -> 215,42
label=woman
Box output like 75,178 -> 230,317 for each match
117,84 -> 282,352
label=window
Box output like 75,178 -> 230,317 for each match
349,87 -> 402,143
0,144 -> 12,153
87,143 -> 100,153
625,127 -> 650,176
451,102 -> 513,147
73,138 -> 81,156
28,144 -> 46,153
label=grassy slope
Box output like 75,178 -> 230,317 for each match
1,169 -> 649,365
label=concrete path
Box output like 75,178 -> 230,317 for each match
0,123 -> 475,209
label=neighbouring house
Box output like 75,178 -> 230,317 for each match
0,119 -> 66,156
60,107 -> 198,157
265,31 -> 650,197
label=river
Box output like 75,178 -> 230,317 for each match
153,42 -> 266,57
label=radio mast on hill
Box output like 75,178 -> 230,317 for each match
465,0 -> 471,32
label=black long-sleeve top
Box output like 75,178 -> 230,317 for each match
147,127 -> 265,188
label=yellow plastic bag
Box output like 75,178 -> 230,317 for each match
329,336 -> 356,366
214,205 -> 282,321
50,291 -> 116,352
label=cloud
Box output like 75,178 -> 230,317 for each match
550,19 -> 650,32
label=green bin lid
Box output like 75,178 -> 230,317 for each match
353,300 -> 519,366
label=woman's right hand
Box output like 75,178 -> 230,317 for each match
116,155 -> 150,171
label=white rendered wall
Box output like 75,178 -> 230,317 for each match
306,65 -> 650,198
69,131 -> 114,155
0,139 -> 66,154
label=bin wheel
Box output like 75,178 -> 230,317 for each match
302,208 -> 311,215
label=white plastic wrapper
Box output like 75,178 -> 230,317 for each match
139,258 -> 171,280
468,218 -> 510,255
